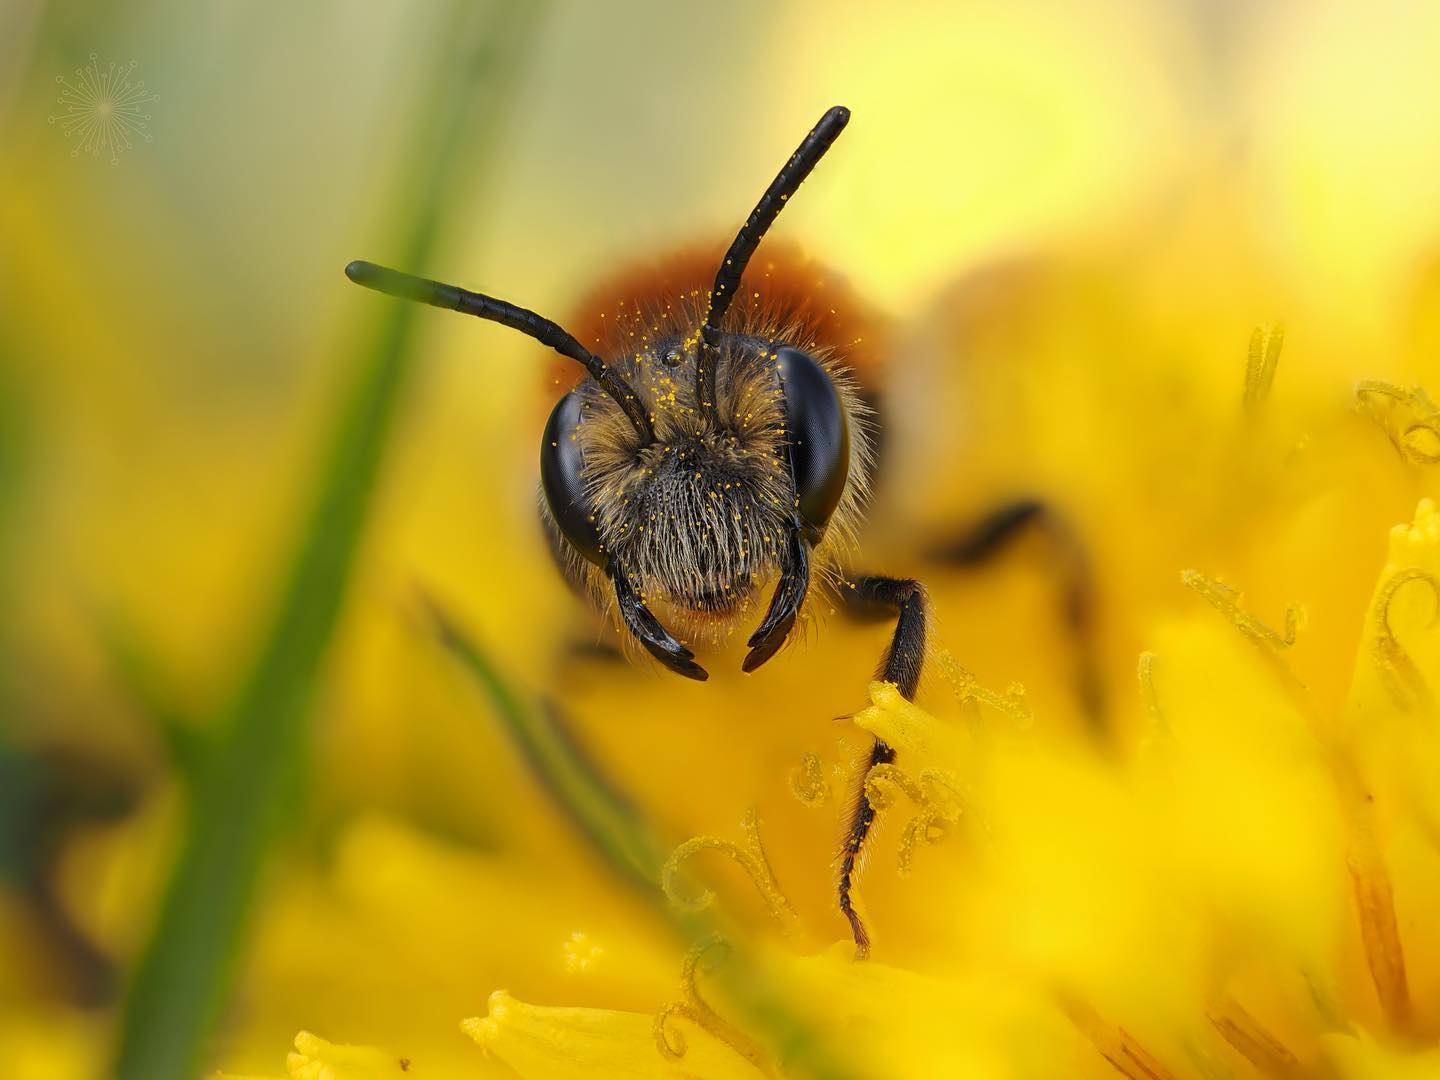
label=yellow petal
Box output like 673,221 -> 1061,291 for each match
213,1032 -> 422,1080
285,1030 -> 412,1079
463,989 -> 761,1079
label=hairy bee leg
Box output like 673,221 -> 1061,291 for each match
608,561 -> 709,682
925,497 -> 1103,726
836,574 -> 927,958
742,528 -> 811,672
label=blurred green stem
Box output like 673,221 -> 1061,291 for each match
422,593 -> 673,891
114,5 -> 547,1077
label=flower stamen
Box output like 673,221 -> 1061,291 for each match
938,648 -> 1031,727
1181,571 -> 1303,654
662,807 -> 799,929
863,763 -> 964,875
1348,838 -> 1414,1034
1059,992 -> 1178,1080
789,751 -> 831,807
1204,995 -> 1301,1078
1369,567 -> 1440,713
862,762 -> 925,809
653,935 -> 776,1076
1135,651 -> 1171,741
1356,380 -> 1440,465
1181,570 -> 1315,728
1185,565 -> 1415,1036
1243,323 -> 1285,410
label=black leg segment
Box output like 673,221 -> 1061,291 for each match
742,527 -> 811,673
925,497 -> 1046,565
608,561 -> 708,682
836,574 -> 927,957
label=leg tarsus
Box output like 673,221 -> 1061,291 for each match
834,574 -> 928,958
838,737 -> 896,959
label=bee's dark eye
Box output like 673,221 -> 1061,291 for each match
775,346 -> 850,544
540,391 -> 606,566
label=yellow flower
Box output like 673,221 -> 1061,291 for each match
11,6 -> 1440,1079
437,498 -> 1440,1080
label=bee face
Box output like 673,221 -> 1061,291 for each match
601,425 -> 784,619
543,333 -> 846,629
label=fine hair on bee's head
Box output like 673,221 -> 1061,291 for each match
575,329 -> 795,623
552,290 -> 873,642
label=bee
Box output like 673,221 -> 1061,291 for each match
346,106 -> 1088,957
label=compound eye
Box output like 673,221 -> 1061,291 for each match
775,346 -> 850,544
540,391 -> 606,566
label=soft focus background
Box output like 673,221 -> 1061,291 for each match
4,1 -> 1440,1077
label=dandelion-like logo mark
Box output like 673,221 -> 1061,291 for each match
48,53 -> 158,164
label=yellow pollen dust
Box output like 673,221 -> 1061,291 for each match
562,931 -> 604,974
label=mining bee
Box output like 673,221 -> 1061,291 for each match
347,106 -> 1087,956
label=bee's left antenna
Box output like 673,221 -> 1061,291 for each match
344,260 -> 653,441
696,105 -> 851,423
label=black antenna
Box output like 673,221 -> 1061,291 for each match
345,260 -> 653,441
696,105 -> 851,421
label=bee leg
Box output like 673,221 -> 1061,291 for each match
926,497 -> 1103,727
607,561 -> 709,682
742,527 -> 811,672
836,574 -> 927,958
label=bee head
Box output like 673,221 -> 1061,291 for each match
541,332 -> 852,631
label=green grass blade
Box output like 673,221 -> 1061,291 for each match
421,592 -> 671,891
114,6 -> 549,1077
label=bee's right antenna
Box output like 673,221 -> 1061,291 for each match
696,105 -> 851,422
345,260 -> 653,442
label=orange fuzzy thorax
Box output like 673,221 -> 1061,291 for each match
542,240 -> 890,403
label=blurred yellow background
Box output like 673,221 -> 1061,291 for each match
3,1 -> 1440,1077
